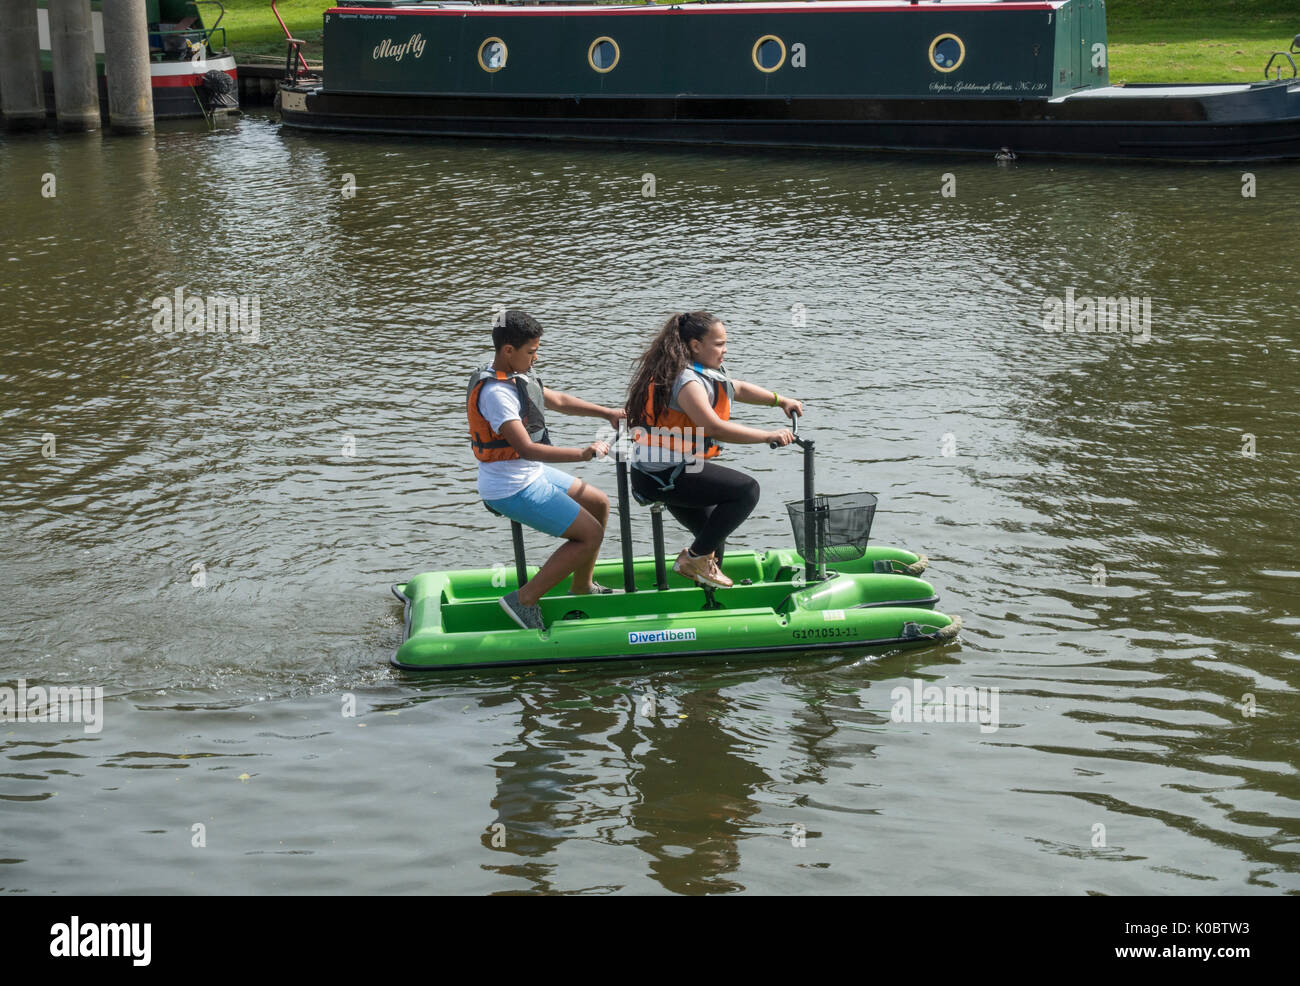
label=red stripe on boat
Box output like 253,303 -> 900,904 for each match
152,69 -> 237,88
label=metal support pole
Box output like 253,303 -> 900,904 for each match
48,0 -> 102,131
615,454 -> 637,594
803,438 -> 818,583
0,0 -> 47,130
285,39 -> 304,83
102,0 -> 154,134
650,503 -> 668,590
510,521 -> 528,589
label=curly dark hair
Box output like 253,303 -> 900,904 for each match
626,311 -> 718,430
492,309 -> 544,351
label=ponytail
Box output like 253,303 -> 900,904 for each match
626,311 -> 717,429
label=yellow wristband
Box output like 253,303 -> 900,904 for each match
771,391 -> 781,407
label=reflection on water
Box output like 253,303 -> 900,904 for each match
1,115 -> 1297,894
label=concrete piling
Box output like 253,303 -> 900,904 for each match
102,0 -> 154,133
0,0 -> 48,130
48,0 -> 102,131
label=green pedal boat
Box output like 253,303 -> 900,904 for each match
392,417 -> 962,671
392,547 -> 958,671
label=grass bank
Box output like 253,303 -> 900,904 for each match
218,0 -> 331,62
219,0 -> 1300,81
1107,0 -> 1297,83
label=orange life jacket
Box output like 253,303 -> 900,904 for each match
466,365 -> 551,463
635,362 -> 733,461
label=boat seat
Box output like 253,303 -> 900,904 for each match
483,502 -> 529,588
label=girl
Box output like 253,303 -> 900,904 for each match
625,311 -> 802,589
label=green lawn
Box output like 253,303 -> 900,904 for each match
1107,0 -> 1297,83
220,0 -> 1300,80
219,0 -> 332,62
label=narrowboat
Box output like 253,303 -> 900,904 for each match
38,0 -> 239,120
276,0 -> 1300,162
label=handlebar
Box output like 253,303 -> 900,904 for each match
769,409 -> 809,449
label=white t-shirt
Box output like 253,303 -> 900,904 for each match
476,380 -> 545,500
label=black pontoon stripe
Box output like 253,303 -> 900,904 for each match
390,632 -> 950,672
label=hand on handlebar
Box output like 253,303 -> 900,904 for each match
778,397 -> 804,418
767,429 -> 795,448
581,441 -> 610,461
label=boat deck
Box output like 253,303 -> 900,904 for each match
1059,84 -> 1256,101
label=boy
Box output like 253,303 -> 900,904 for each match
467,310 -> 625,630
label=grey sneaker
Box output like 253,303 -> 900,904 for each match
500,590 -> 544,630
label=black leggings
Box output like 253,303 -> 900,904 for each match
631,461 -> 760,562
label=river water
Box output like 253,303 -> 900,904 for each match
2,113 -> 1297,895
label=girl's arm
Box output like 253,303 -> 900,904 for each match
544,388 -> 626,429
498,419 -> 608,463
732,379 -> 804,418
676,381 -> 793,446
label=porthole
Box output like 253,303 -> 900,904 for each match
752,35 -> 786,73
478,37 -> 507,73
929,34 -> 965,73
588,36 -> 620,73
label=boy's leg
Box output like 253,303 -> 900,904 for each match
562,476 -> 608,592
501,467 -> 605,604
516,508 -> 604,607
487,471 -> 590,608
565,477 -> 609,525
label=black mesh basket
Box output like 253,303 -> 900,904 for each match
785,492 -> 878,567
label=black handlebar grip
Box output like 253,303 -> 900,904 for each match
771,408 -> 802,447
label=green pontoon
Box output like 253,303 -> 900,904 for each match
392,418 -> 961,671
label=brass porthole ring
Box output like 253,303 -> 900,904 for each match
588,36 -> 620,73
752,35 -> 786,74
929,34 -> 965,73
478,37 -> 508,73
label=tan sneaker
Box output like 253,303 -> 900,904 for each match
673,549 -> 733,589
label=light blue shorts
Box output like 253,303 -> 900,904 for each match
485,465 -> 582,538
